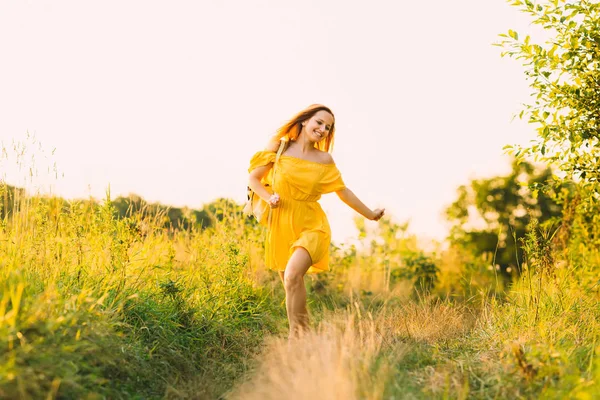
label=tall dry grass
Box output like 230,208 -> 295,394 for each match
227,309 -> 399,400
227,298 -> 474,400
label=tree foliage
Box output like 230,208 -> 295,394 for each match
0,183 -> 238,232
110,194 -> 242,231
445,160 -> 567,275
0,184 -> 25,220
498,0 -> 600,197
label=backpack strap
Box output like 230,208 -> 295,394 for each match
275,137 -> 287,161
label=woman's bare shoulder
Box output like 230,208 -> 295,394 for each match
315,149 -> 335,165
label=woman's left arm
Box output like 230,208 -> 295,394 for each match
335,187 -> 385,221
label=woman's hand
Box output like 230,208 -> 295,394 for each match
268,193 -> 281,208
369,208 -> 385,221
336,188 -> 385,222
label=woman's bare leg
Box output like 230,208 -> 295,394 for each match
283,247 -> 312,339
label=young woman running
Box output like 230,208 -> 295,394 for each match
248,104 -> 385,339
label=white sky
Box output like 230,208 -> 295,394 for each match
0,0 -> 545,244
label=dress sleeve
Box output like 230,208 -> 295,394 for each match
321,165 -> 346,193
248,151 -> 276,173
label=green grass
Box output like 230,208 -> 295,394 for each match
0,194 -> 285,399
1,189 -> 600,399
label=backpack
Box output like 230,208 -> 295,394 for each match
243,138 -> 288,226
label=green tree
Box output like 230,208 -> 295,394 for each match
112,194 -> 147,219
0,184 -> 25,220
205,198 -> 246,223
498,0 -> 600,198
445,160 -> 565,275
111,194 -> 214,230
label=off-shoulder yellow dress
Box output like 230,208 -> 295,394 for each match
248,150 -> 346,274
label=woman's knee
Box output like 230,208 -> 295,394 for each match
284,272 -> 303,292
283,247 -> 312,291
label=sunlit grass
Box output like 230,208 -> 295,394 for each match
227,309 -> 401,400
1,138 -> 599,399
0,180 -> 283,398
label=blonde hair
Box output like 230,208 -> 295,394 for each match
271,104 -> 336,153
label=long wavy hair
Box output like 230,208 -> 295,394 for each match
271,104 -> 336,153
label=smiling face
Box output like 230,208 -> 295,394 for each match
301,110 -> 334,144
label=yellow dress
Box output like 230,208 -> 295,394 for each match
248,150 -> 346,274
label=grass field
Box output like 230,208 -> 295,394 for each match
1,183 -> 599,399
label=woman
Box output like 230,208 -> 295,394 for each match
248,104 -> 384,339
